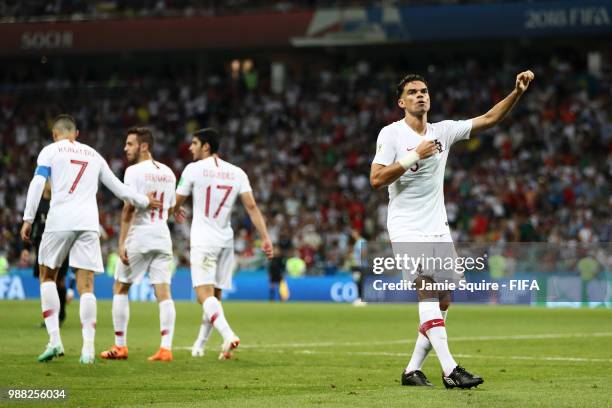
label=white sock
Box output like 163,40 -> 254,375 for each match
195,320 -> 214,348
112,294 -> 129,347
159,299 -> 175,350
40,281 -> 62,347
419,300 -> 457,376
203,297 -> 234,342
405,333 -> 432,373
80,293 -> 97,356
405,308 -> 448,373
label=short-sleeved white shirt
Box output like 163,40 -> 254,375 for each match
124,160 -> 176,254
372,119 -> 472,240
176,156 -> 252,248
36,140 -> 107,232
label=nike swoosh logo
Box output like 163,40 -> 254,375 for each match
406,147 -> 415,151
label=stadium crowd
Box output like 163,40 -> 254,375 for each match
1,55 -> 610,273
0,0 -> 563,22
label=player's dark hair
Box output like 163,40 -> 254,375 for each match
396,74 -> 428,100
193,128 -> 220,154
127,126 -> 154,151
52,114 -> 77,133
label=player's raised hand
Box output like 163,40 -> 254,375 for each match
515,70 -> 534,94
262,237 -> 273,259
147,192 -> 162,209
415,140 -> 437,159
20,222 -> 32,243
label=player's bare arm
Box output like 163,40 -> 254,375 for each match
20,222 -> 32,243
118,202 -> 135,265
99,160 -> 161,210
20,181 -> 52,242
470,70 -> 534,135
370,140 -> 438,189
173,194 -> 188,223
240,191 -> 273,259
21,164 -> 52,242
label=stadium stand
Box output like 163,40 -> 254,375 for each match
1,53 -> 610,273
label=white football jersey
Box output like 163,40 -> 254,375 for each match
176,156 -> 252,248
32,139 -> 149,233
124,160 -> 176,254
372,119 -> 472,240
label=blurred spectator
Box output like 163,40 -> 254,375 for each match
0,251 -> 8,274
0,1 -> 532,22
17,248 -> 31,268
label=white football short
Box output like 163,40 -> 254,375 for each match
115,251 -> 173,285
391,233 -> 465,285
190,246 -> 235,290
38,230 -> 104,273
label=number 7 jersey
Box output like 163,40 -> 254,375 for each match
176,156 -> 252,248
34,139 -> 149,233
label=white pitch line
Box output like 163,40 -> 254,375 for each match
190,332 -> 612,349
175,332 -> 612,351
174,347 -> 612,363
294,350 -> 612,363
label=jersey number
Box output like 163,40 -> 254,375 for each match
204,185 -> 233,218
69,160 -> 89,194
150,191 -> 165,221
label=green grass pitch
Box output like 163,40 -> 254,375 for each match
0,300 -> 610,407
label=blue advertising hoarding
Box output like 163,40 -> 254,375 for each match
0,269 -> 358,303
292,0 -> 612,46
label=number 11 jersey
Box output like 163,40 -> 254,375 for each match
124,160 -> 176,254
176,156 -> 252,248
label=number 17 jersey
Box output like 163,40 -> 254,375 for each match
176,156 -> 252,248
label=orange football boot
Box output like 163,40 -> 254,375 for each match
100,345 -> 128,360
148,348 -> 173,362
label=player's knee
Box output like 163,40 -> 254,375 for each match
114,281 -> 131,295
214,288 -> 222,301
415,276 -> 437,301
40,267 -> 58,282
439,291 -> 451,311
154,284 -> 171,302
195,285 -> 214,304
41,275 -> 56,283
77,281 -> 93,294
76,271 -> 94,294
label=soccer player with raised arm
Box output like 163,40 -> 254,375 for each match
20,115 -> 160,364
370,71 -> 534,388
100,127 -> 177,362
175,128 -> 273,360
